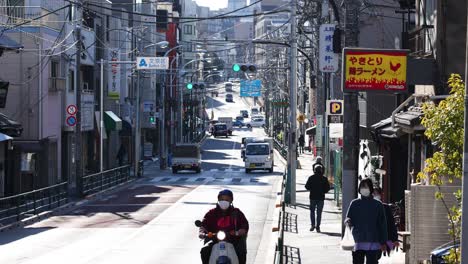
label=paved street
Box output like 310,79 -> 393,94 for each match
0,82 -> 284,264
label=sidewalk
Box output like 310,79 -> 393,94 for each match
282,151 -> 352,263
281,151 -> 405,264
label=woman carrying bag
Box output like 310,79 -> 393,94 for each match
344,178 -> 388,264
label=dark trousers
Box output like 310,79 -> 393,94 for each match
201,238 -> 247,264
309,200 -> 324,227
352,250 -> 380,264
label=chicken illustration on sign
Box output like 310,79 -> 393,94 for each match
343,49 -> 407,92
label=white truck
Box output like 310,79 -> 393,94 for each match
243,137 -> 274,173
171,143 -> 201,174
217,117 -> 233,135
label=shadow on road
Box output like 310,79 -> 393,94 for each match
0,227 -> 53,245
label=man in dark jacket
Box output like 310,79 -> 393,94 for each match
199,189 -> 249,264
373,187 -> 399,259
305,165 -> 330,232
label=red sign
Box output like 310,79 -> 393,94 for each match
343,48 -> 408,92
67,104 -> 78,115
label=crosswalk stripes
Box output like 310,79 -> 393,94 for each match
149,176 -> 269,185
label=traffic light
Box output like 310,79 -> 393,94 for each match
149,113 -> 156,124
186,82 -> 205,90
232,63 -> 256,72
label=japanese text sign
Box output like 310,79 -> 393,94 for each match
240,80 -> 262,97
108,49 -> 120,100
319,24 -> 338,73
343,48 -> 408,92
136,57 -> 169,70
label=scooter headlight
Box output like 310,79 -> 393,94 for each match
217,231 -> 226,240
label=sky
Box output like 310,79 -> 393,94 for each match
195,0 -> 228,10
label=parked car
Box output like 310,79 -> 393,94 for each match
430,240 -> 460,264
240,110 -> 249,118
225,93 -> 233,102
0,113 -> 23,137
246,116 -> 265,128
233,120 -> 245,127
235,116 -> 244,122
213,123 -> 228,138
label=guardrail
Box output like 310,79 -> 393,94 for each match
273,138 -> 288,160
0,182 -> 68,226
83,165 -> 132,196
273,173 -> 287,264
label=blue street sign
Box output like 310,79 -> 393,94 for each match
240,80 -> 262,97
66,116 -> 77,126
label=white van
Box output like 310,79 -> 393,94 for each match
243,138 -> 274,173
250,107 -> 259,115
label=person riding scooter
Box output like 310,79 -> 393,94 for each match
199,189 -> 249,264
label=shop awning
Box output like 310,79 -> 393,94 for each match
0,132 -> 13,142
104,111 -> 122,131
305,125 -> 316,135
371,117 -> 404,139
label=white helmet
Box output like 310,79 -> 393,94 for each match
315,156 -> 323,163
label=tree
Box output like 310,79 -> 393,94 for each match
419,74 -> 463,263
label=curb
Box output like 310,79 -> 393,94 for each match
0,177 -> 140,233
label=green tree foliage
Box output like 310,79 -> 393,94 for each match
419,74 -> 463,263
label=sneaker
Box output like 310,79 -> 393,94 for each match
310,226 -> 315,231
316,226 -> 321,233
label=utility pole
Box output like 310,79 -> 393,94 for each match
460,0 -> 468,261
160,72 -> 167,169
286,0 -> 298,205
341,0 -> 360,230
135,33 -> 142,177
74,3 -> 83,197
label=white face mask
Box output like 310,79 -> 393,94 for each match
360,188 -> 371,197
218,200 -> 231,210
374,195 -> 381,201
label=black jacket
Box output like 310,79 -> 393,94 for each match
305,173 -> 330,200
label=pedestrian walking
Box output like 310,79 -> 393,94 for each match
298,134 -> 305,154
116,144 -> 127,166
373,187 -> 399,260
344,178 -> 388,264
305,165 -> 330,232
312,156 -> 323,171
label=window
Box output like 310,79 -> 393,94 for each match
51,60 -> 59,78
69,70 -> 74,91
184,25 -> 193,35
106,15 -> 110,41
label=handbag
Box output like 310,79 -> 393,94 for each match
340,226 -> 355,251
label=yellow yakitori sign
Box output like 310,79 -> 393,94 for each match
343,49 -> 408,92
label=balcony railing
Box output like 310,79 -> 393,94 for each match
408,25 -> 435,57
0,6 -> 64,30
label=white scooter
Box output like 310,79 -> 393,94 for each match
195,220 -> 239,264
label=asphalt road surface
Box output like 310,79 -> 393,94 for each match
0,81 -> 283,264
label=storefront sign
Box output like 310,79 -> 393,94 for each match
343,48 -> 408,92
108,49 -> 120,100
319,24 -> 339,73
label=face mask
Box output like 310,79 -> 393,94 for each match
374,195 -> 381,201
360,188 -> 371,197
218,200 -> 231,210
